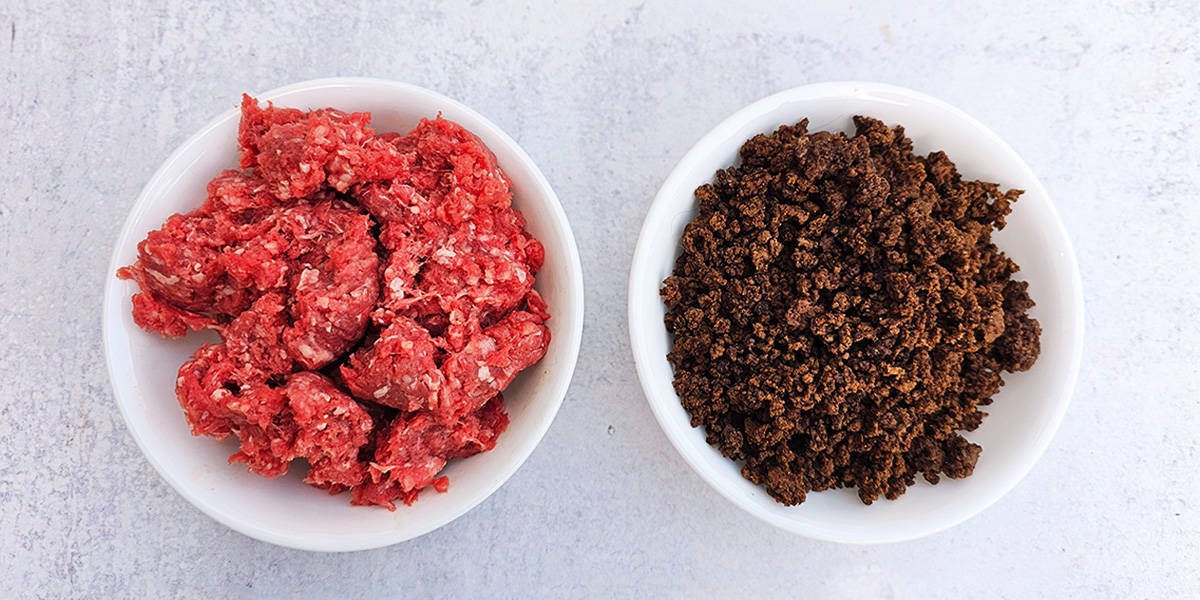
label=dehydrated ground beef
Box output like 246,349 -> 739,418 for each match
661,117 -> 1041,505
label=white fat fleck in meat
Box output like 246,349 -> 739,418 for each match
296,341 -> 334,363
373,386 -> 390,399
476,337 -> 499,354
299,162 -> 311,173
316,422 -> 328,431
515,269 -> 526,283
298,268 -> 320,288
145,269 -> 180,286
477,366 -> 491,381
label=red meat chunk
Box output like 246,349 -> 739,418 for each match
220,371 -> 376,482
219,292 -> 293,377
285,372 -> 373,489
237,94 -> 305,168
278,207 -> 380,370
175,341 -> 289,440
117,211 -> 252,336
449,393 -> 510,459
403,116 -> 513,223
121,174 -> 287,321
353,180 -> 447,313
524,288 -> 551,321
354,124 -> 542,327
175,344 -> 243,438
121,196 -> 378,346
201,169 -> 277,214
351,395 -> 509,510
438,310 -> 549,420
121,290 -> 216,338
220,197 -> 373,295
175,294 -> 293,475
175,293 -> 292,437
340,315 -> 445,412
416,209 -> 544,324
355,180 -> 438,225
229,416 -> 299,478
237,95 -> 410,199
344,305 -> 547,424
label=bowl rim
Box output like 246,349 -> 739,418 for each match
627,80 -> 1084,544
102,77 -> 585,551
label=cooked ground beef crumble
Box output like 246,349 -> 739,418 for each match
661,116 -> 1041,505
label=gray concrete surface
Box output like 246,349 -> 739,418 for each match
1,0 -> 1198,597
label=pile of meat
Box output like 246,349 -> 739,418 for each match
662,117 -> 1040,506
118,96 -> 550,509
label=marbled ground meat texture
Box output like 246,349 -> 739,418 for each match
118,95 -> 550,509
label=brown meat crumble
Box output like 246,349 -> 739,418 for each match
661,116 -> 1041,505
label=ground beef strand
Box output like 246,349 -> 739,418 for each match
661,116 -> 1041,506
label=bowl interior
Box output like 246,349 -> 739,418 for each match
103,79 -> 582,551
628,82 -> 1082,543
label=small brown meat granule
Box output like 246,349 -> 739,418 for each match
661,117 -> 1041,506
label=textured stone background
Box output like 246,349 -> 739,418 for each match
2,0 -> 1198,597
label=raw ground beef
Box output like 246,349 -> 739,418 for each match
120,95 -> 551,509
351,395 -> 509,509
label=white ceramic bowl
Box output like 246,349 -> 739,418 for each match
628,82 -> 1083,543
103,78 -> 584,552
